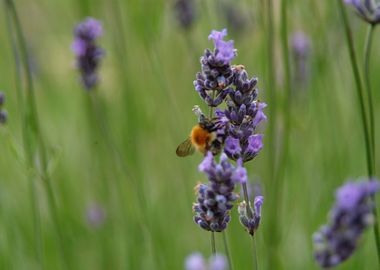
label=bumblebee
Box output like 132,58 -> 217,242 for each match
176,115 -> 222,157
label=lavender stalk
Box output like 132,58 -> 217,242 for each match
363,24 -> 376,173
338,0 -> 380,264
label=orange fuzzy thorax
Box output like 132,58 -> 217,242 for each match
190,125 -> 215,153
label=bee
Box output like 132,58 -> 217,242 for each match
176,116 -> 221,157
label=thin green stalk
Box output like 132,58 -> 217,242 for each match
265,0 -> 276,177
222,231 -> 234,270
269,1 -> 292,267
242,183 -> 253,219
5,0 -> 70,268
252,236 -> 258,270
337,1 -> 380,265
211,231 -> 216,255
242,182 -> 259,270
363,24 -> 376,174
277,0 -> 292,182
4,2 -> 44,268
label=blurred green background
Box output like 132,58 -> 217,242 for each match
0,0 -> 379,269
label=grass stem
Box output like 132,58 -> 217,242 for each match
337,1 -> 380,265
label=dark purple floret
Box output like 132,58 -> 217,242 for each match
313,179 -> 380,268
344,0 -> 380,25
193,152 -> 238,232
0,92 -> 5,106
72,17 -> 104,90
238,195 -> 264,235
174,0 -> 196,30
0,92 -> 7,124
0,110 -> 7,124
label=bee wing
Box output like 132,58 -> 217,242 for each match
176,138 -> 195,157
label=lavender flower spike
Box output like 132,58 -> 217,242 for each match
193,152 -> 238,232
313,178 -> 380,268
344,0 -> 380,25
238,195 -> 264,235
72,17 -> 104,90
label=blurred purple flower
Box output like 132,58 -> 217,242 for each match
174,0 -> 196,30
86,203 -> 106,228
72,17 -> 104,90
185,253 -> 206,270
313,178 -> 380,268
291,31 -> 311,86
0,92 -> 5,106
185,253 -> 227,270
344,0 -> 380,25
0,92 -> 7,124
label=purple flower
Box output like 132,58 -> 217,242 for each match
224,136 -> 241,160
344,0 -> 380,25
185,253 -> 206,270
208,29 -> 228,43
0,92 -> 7,124
238,195 -> 264,236
72,17 -> 104,90
174,0 -> 196,30
0,110 -> 7,124
0,92 -> 5,106
291,32 -> 311,86
254,196 -> 264,217
208,29 -> 236,65
185,253 -> 227,270
193,153 -> 238,232
242,134 -> 263,162
313,178 -> 380,268
232,160 -> 248,184
86,203 -> 106,228
252,102 -> 267,126
209,254 -> 228,270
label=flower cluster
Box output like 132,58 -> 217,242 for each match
313,179 -> 380,268
193,152 -> 238,232
72,17 -> 104,90
185,252 -> 227,270
194,29 -> 236,107
191,29 -> 266,235
0,92 -> 7,124
238,196 -> 264,235
344,0 -> 380,25
174,0 -> 196,30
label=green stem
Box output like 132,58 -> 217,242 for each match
363,24 -> 376,175
277,0 -> 292,182
242,182 -> 253,219
337,1 -> 380,265
211,231 -> 216,255
266,0 -> 276,179
3,2 -> 44,268
222,231 -> 234,270
5,0 -> 69,268
252,236 -> 259,270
